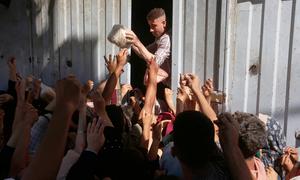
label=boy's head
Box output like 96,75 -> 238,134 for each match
146,8 -> 167,38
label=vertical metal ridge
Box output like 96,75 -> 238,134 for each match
204,0 -> 208,80
255,1 -> 265,114
270,0 -> 281,117
213,0 -> 222,91
192,0 -> 197,74
244,3 -> 253,112
284,0 -> 296,136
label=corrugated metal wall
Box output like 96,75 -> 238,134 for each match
172,0 -> 300,146
222,0 -> 300,146
0,0 -> 32,90
30,0 -> 131,86
172,0 -> 223,90
0,0 -> 131,89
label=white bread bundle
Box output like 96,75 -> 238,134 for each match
107,24 -> 131,48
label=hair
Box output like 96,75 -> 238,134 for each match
173,111 -> 218,170
146,8 -> 166,21
233,112 -> 267,159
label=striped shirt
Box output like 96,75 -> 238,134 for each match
147,32 -> 172,87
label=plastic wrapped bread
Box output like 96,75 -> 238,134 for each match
107,24 -> 131,48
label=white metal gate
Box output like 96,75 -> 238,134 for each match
172,0 -> 300,146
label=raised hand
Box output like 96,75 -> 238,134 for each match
116,49 -> 128,68
152,120 -> 171,142
284,146 -> 299,164
184,73 -> 201,93
55,75 -> 82,111
202,78 -> 214,97
176,87 -> 189,103
79,80 -> 93,109
15,79 -> 26,104
121,84 -> 133,98
0,93 -> 14,104
81,80 -> 93,96
86,118 -> 105,153
281,153 -> 294,172
7,57 -> 17,71
104,54 -> 117,74
90,90 -> 106,115
179,73 -> 187,87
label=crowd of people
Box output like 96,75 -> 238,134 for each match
0,7 -> 299,180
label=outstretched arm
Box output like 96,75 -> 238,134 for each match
126,30 -> 154,63
185,74 -> 217,121
102,49 -> 128,104
140,60 -> 158,150
22,76 -> 82,180
215,113 -> 253,180
9,104 -> 38,177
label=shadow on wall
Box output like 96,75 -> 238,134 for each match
30,0 -> 104,87
0,0 -> 32,90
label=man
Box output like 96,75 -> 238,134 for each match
172,111 -> 253,180
126,8 -> 171,89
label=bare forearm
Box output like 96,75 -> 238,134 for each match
102,67 -> 122,103
176,99 -> 184,115
9,124 -> 31,177
148,139 -> 160,161
143,82 -> 157,113
134,41 -> 154,62
9,70 -> 17,82
141,123 -> 151,150
78,107 -> 86,131
22,105 -> 74,180
193,89 -> 217,121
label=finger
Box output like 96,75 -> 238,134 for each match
281,155 -> 288,165
103,55 -> 108,64
98,123 -> 105,136
125,34 -> 134,39
91,118 -> 97,132
122,48 -> 128,56
87,122 -> 92,134
95,118 -> 102,132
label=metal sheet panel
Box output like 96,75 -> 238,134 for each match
223,0 -> 300,146
29,0 -> 131,86
0,0 -> 32,90
173,0 -> 300,146
172,0 -> 222,90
